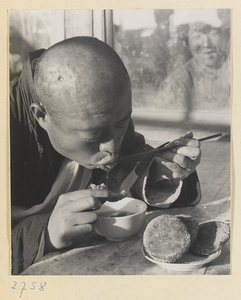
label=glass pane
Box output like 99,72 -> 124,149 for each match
9,10 -> 65,76
9,10 -> 107,78
113,9 -> 231,121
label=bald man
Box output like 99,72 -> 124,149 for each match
10,37 -> 201,274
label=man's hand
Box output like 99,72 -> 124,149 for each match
149,132 -> 201,183
47,189 -> 122,249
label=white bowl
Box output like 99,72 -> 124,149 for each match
94,197 -> 147,242
142,247 -> 221,272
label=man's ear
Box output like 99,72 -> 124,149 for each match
30,103 -> 48,131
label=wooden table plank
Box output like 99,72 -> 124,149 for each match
196,140 -> 230,205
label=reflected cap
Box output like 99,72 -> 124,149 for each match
173,9 -> 230,28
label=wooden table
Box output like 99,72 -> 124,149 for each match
22,137 -> 230,275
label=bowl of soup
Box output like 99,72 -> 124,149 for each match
94,197 -> 147,242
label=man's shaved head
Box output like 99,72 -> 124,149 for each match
34,37 -> 131,122
32,37 -> 132,169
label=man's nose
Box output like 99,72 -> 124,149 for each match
202,34 -> 212,47
99,131 -> 119,157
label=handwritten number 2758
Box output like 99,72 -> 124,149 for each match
11,281 -> 46,297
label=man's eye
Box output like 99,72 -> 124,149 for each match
83,136 -> 99,142
209,29 -> 219,36
191,32 -> 202,39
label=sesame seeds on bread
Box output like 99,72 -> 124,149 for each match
143,215 -> 194,263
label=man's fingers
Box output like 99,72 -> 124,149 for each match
182,132 -> 193,139
61,189 -> 125,202
172,137 -> 200,147
154,155 -> 195,179
160,160 -> 188,179
170,146 -> 201,161
72,211 -> 97,225
156,151 -> 199,169
64,196 -> 101,212
65,224 -> 93,242
158,158 -> 183,171
59,189 -> 127,213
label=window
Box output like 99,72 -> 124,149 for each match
9,9 -> 231,133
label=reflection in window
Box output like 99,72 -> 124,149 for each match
9,9 -> 231,118
113,9 -> 230,116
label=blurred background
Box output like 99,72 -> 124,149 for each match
9,9 -> 231,145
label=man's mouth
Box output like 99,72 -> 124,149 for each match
97,163 -> 116,171
96,152 -> 119,165
96,155 -> 118,171
201,48 -> 216,55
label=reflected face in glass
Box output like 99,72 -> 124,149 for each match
188,23 -> 228,68
44,89 -> 132,170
